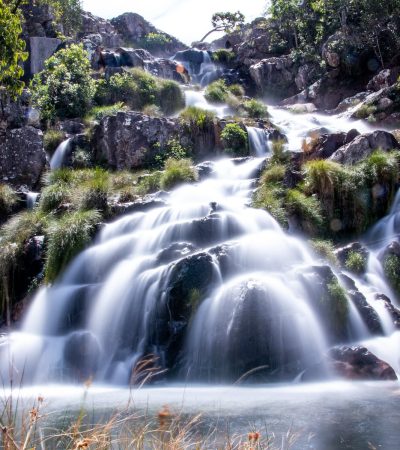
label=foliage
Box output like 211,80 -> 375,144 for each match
180,106 -> 215,130
270,139 -> 290,165
43,129 -> 65,153
204,79 -> 230,104
31,44 -> 95,121
158,80 -> 185,115
136,171 -> 163,195
153,139 -> 189,169
345,250 -> 367,274
243,99 -> 268,118
220,123 -> 248,156
160,158 -> 198,191
310,239 -> 338,265
0,0 -> 28,98
0,184 -> 17,219
45,209 -> 100,282
39,0 -> 83,37
354,104 -> 377,120
86,102 -> 127,122
286,188 -> 324,231
200,10 -> 245,41
326,278 -> 349,334
383,254 -> 400,294
139,32 -> 172,50
212,49 -> 236,64
261,164 -> 286,184
71,147 -> 92,169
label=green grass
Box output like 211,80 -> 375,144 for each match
204,80 -> 230,104
158,80 -> 185,115
86,102 -> 127,122
160,158 -> 198,191
309,239 -> 338,265
43,129 -> 65,154
285,189 -> 324,231
261,164 -> 286,184
0,184 -> 17,219
220,123 -> 248,156
345,250 -> 367,274
180,106 -> 215,130
326,279 -> 349,335
383,254 -> 400,294
45,209 -> 101,283
212,49 -> 236,63
243,99 -> 268,118
270,140 -> 290,165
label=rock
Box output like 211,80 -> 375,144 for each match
111,13 -> 186,57
21,0 -> 61,39
249,56 -> 297,98
0,126 -> 47,189
329,346 -> 397,380
173,48 -> 210,74
367,67 -> 400,91
156,243 -> 197,264
63,331 -> 101,380
0,89 -> 40,131
330,130 -> 400,165
374,294 -> 400,328
24,37 -> 62,79
79,11 -> 122,47
335,242 -> 369,268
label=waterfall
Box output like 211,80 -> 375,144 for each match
26,192 -> 39,209
50,138 -> 71,170
247,127 -> 270,156
173,49 -> 222,87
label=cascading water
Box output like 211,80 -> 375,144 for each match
246,127 -> 270,156
26,192 -> 39,209
49,138 -> 71,170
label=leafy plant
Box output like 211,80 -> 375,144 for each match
345,250 -> 367,274
160,158 -> 198,190
43,129 -> 65,154
139,32 -> 172,50
0,184 -> 17,220
220,123 -> 248,156
200,10 -> 245,41
243,99 -> 268,118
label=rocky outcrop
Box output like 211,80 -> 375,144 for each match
79,11 -> 122,48
0,126 -> 47,188
21,0 -> 61,39
110,13 -> 186,57
330,130 -> 400,165
0,90 -> 40,131
25,36 -> 62,79
367,67 -> 400,91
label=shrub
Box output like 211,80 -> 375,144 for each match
142,104 -> 162,117
139,32 -> 172,51
310,239 -> 338,265
220,123 -> 248,156
253,184 -> 287,227
128,68 -> 158,108
363,150 -> 400,186
137,171 -> 163,195
72,147 -> 92,168
78,168 -> 109,211
204,80 -> 229,104
212,49 -> 235,63
383,254 -> 400,294
261,164 -> 286,184
86,102 -> 126,122
227,84 -> 245,97
153,139 -> 189,169
345,250 -> 367,274
326,279 -> 349,334
355,104 -> 377,119
31,44 -> 95,121
158,80 -> 185,115
0,184 -> 17,219
160,158 -> 198,190
270,139 -> 290,165
243,99 -> 268,118
180,106 -> 215,130
45,209 -> 101,282
43,129 -> 65,154
286,189 -> 324,232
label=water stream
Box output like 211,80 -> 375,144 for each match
49,138 -> 71,170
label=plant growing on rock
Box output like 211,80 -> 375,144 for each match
160,158 -> 198,191
199,10 -> 245,42
345,250 -> 367,274
220,123 -> 248,156
180,106 -> 215,131
0,184 -> 17,221
205,80 -> 230,104
212,49 -> 236,64
383,254 -> 400,295
43,129 -> 65,153
310,239 -> 338,265
158,80 -> 185,115
86,102 -> 127,122
31,44 -> 95,121
243,99 -> 268,118
139,32 -> 172,51
286,188 -> 324,234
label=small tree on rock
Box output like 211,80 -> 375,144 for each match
200,11 -> 245,42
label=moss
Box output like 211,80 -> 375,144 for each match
345,250 -> 367,274
243,99 -> 268,118
0,184 -> 17,219
43,129 -> 65,154
220,123 -> 248,156
310,239 -> 338,265
286,189 -> 324,232
383,254 -> 400,294
326,279 -> 349,336
45,209 -> 101,283
158,80 -> 185,115
355,104 -> 377,120
160,158 -> 198,191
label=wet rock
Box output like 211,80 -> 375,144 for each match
335,242 -> 369,270
196,161 -> 215,180
330,130 -> 400,165
329,346 -> 397,380
374,294 -> 400,328
63,331 -> 101,380
0,126 -> 47,189
173,48 -> 209,74
367,67 -> 400,91
156,243 -> 197,264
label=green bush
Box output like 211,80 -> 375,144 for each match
160,158 -> 198,190
180,106 -> 215,130
355,104 -> 377,119
220,123 -> 248,156
243,99 -> 268,118
153,139 -> 189,169
253,184 -> 287,227
270,139 -> 290,165
78,168 -> 109,211
31,44 -> 95,121
286,188 -> 324,232
310,239 -> 338,265
86,102 -> 127,122
227,84 -> 245,97
261,164 -> 286,184
0,184 -> 17,219
204,80 -> 230,104
137,171 -> 163,195
139,32 -> 172,51
212,49 -> 235,64
383,254 -> 400,294
158,80 -> 185,115
72,148 -> 92,169
45,209 -> 101,283
43,129 -> 65,154
345,250 -> 367,274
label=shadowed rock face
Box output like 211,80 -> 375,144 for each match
0,126 -> 47,189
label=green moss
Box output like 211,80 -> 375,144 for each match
43,129 -> 65,154
45,209 -> 101,283
326,279 -> 349,335
354,104 -> 377,120
160,158 -> 198,191
158,80 -> 185,115
310,239 -> 338,265
383,254 -> 400,294
243,99 -> 268,118
345,250 -> 367,274
220,123 -> 248,156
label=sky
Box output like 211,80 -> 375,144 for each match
82,0 -> 265,45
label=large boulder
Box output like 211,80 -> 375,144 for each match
0,90 -> 40,131
79,11 -> 122,47
24,36 -> 62,79
111,13 -> 186,57
0,126 -> 47,188
330,130 -> 400,165
367,67 -> 400,91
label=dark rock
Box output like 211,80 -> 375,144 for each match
330,130 -> 400,165
374,293 -> 400,328
335,242 -> 369,268
367,67 -> 400,91
0,126 -> 47,189
196,161 -> 215,180
109,195 -> 166,217
156,243 -> 197,264
63,331 -> 101,380
79,11 -> 122,47
329,346 -> 397,380
0,89 -> 39,131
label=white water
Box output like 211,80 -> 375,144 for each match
247,126 -> 270,156
26,192 -> 39,209
49,138 -> 71,170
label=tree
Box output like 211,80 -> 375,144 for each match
0,0 -> 28,99
40,0 -> 82,37
31,44 -> 95,121
200,11 -> 245,42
